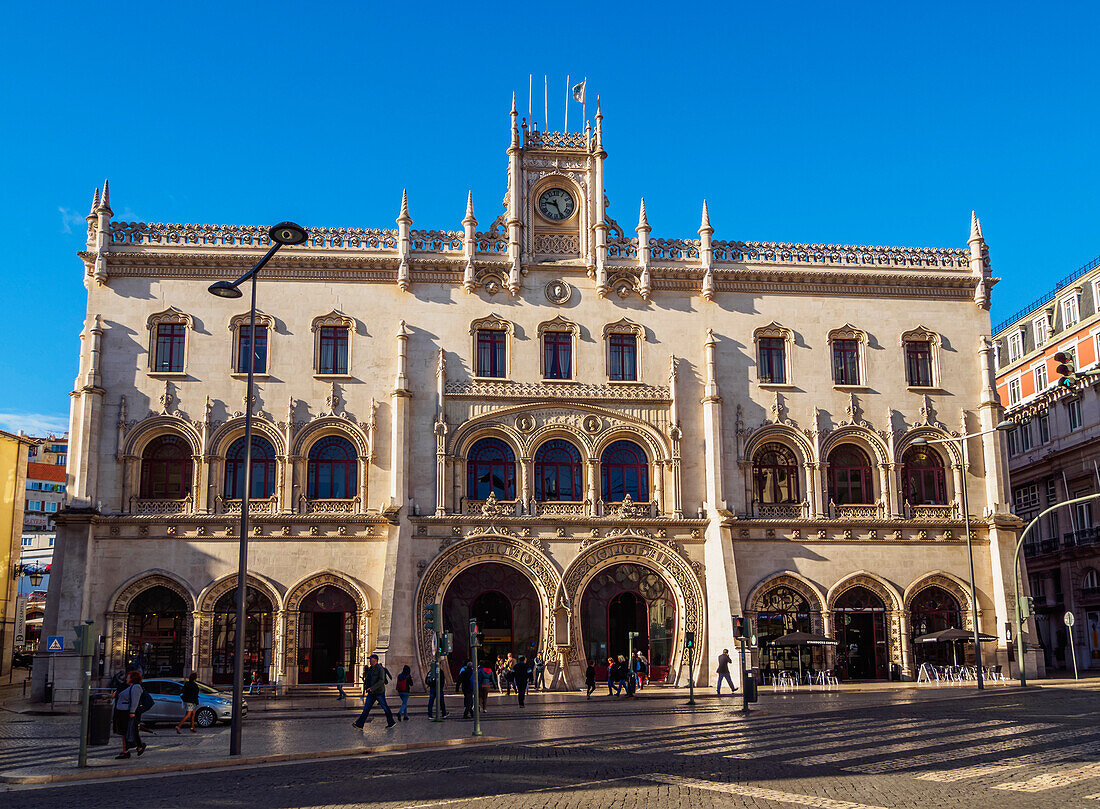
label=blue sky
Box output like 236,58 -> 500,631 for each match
4,1 -> 1098,436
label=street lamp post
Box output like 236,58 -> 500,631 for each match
910,418 -> 1013,691
207,222 -> 308,756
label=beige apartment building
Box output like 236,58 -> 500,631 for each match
37,100 -> 1039,698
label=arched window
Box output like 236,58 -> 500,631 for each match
1083,569 -> 1099,593
307,436 -> 357,500
224,436 -> 277,500
467,438 -> 516,500
600,440 -> 649,502
901,446 -> 947,506
752,443 -> 800,504
827,445 -> 873,505
212,586 -> 274,684
139,435 -> 193,499
534,439 -> 582,501
126,585 -> 187,676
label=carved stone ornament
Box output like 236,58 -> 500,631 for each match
545,280 -> 572,305
583,415 -> 602,434
516,414 -> 535,433
480,491 -> 506,519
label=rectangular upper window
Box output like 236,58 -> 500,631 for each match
905,340 -> 934,387
1034,363 -> 1048,391
1007,331 -> 1023,363
543,332 -> 572,380
1007,377 -> 1022,405
609,333 -> 638,381
236,325 -> 268,374
1068,397 -> 1082,431
832,339 -> 860,385
757,338 -> 786,384
318,326 -> 349,375
1062,295 -> 1080,328
1033,317 -> 1049,348
476,329 -> 507,378
1038,413 -> 1051,444
154,323 -> 186,373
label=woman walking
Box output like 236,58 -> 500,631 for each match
585,661 -> 596,699
176,672 -> 199,733
606,657 -> 618,696
114,670 -> 148,759
395,665 -> 413,721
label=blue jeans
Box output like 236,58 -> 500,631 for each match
397,692 -> 410,718
427,686 -> 447,718
717,670 -> 736,694
354,692 -> 394,726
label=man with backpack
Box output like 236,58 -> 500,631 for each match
458,660 -> 476,718
113,670 -> 153,758
352,654 -> 396,729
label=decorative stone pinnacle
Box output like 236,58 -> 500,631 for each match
510,92 -> 517,115
463,190 -> 476,225
96,179 -> 112,214
397,189 -> 411,223
637,198 -> 649,230
699,200 -> 712,234
969,210 -> 983,243
89,187 -> 100,215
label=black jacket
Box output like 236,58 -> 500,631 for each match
512,662 -> 531,684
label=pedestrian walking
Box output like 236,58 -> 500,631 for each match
533,652 -> 546,691
513,655 -> 531,707
247,671 -> 260,695
503,653 -> 516,695
606,657 -> 618,696
395,665 -> 413,721
425,665 -> 448,718
114,670 -> 152,759
335,663 -> 348,701
633,651 -> 649,690
176,672 -> 199,734
458,660 -> 476,718
352,654 -> 396,729
615,655 -> 629,696
585,661 -> 596,699
716,648 -> 737,694
478,661 -> 493,714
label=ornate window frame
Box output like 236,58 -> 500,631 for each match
602,319 -> 644,383
229,311 -> 276,379
827,324 -> 868,389
753,322 -> 794,387
147,307 -> 193,377
312,311 -> 354,379
469,314 -> 515,380
537,316 -> 580,381
900,325 -> 942,391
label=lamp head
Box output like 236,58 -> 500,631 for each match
207,280 -> 243,299
909,437 -> 928,445
995,420 -> 1015,431
269,221 -> 309,246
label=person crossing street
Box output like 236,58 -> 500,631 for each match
352,654 -> 396,729
716,648 -> 737,695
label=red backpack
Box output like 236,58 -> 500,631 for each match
396,672 -> 411,693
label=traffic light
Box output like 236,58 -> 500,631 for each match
732,615 -> 747,638
470,621 -> 482,647
1019,594 -> 1036,620
441,631 -> 454,654
424,602 -> 441,634
684,631 -> 695,649
1054,352 -> 1078,390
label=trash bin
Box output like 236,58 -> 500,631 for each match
744,672 -> 759,703
88,693 -> 113,746
890,663 -> 901,682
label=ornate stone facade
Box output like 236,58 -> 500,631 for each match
35,100 -> 1039,701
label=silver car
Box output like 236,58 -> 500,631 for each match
140,678 -> 247,728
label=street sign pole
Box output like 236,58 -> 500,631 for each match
686,647 -> 695,705
1065,611 -> 1079,680
470,620 -> 482,737
75,620 -> 94,768
738,638 -> 750,714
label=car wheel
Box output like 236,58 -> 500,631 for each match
195,708 -> 218,728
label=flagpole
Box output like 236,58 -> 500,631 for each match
528,74 -> 532,121
544,75 -> 548,131
565,74 -> 570,131
582,76 -> 587,127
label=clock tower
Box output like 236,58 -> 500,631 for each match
506,96 -> 612,292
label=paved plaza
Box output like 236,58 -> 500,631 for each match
2,684 -> 1100,807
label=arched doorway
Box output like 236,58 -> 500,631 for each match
297,585 -> 357,684
834,586 -> 888,680
212,586 -> 274,685
581,563 -> 675,682
126,586 -> 188,677
756,586 -> 816,679
442,563 -> 539,679
910,586 -> 963,667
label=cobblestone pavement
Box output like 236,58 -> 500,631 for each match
4,686 -> 1099,807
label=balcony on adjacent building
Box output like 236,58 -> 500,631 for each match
1063,526 -> 1100,547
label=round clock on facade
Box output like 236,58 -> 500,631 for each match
538,188 -> 575,221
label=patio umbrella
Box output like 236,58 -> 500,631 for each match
914,627 -> 998,666
769,632 -> 839,682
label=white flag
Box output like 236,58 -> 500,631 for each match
572,80 -> 586,103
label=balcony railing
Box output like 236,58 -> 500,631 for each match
216,496 -> 279,515
1064,526 -> 1100,547
531,500 -> 591,517
829,501 -> 884,520
129,496 -> 193,515
904,502 -> 960,520
600,496 -> 655,519
463,497 -> 519,517
298,497 -> 359,515
1082,586 -> 1100,600
751,501 -> 809,519
1039,538 -> 1059,554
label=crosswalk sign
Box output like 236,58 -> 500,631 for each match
46,636 -> 64,652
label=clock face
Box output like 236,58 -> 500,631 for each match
538,188 -> 575,221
